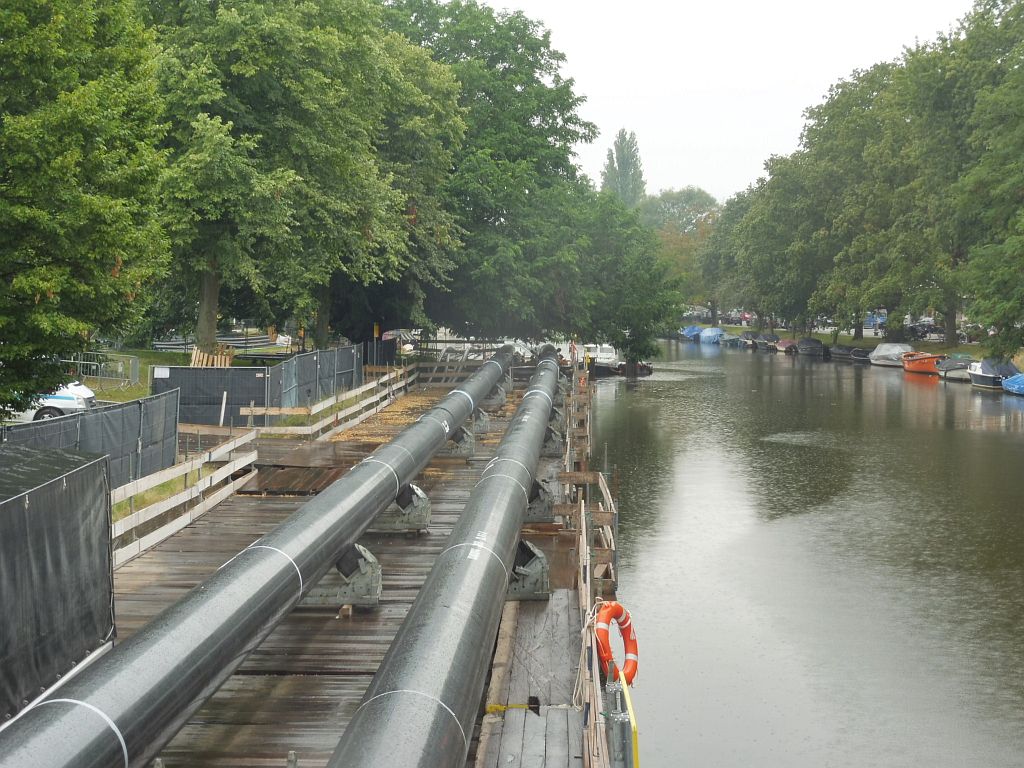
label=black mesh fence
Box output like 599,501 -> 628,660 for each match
0,391 -> 179,489
268,346 -> 363,410
152,366 -> 268,426
161,345 -> 362,426
0,447 -> 114,721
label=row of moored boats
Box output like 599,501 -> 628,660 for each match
678,326 -> 1024,394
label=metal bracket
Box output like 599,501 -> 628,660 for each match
525,475 -> 556,522
481,383 -> 507,410
301,543 -> 381,608
548,405 -> 566,433
541,424 -> 565,458
471,407 -> 491,434
441,424 -> 475,456
506,540 -> 551,601
368,484 -> 431,533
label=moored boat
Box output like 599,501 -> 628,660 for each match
797,337 -> 828,357
851,348 -> 871,362
740,330 -> 759,348
869,343 -> 914,367
680,325 -> 702,342
719,333 -> 743,348
901,351 -> 947,375
1001,373 -> 1024,396
776,338 -> 798,354
755,333 -> 780,352
937,357 -> 972,382
700,327 -> 726,344
968,358 -> 1020,389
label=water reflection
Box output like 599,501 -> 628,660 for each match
595,341 -> 1024,768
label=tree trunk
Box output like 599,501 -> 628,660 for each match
313,284 -> 332,349
943,306 -> 958,347
710,300 -> 719,327
196,261 -> 220,353
852,317 -> 863,340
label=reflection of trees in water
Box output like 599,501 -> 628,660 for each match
591,380 -> 683,552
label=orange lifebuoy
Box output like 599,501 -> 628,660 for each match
595,601 -> 638,685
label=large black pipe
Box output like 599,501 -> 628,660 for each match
328,345 -> 560,768
0,348 -> 514,768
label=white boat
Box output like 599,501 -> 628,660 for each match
582,343 -> 620,377
968,358 -> 1020,389
868,343 -> 914,367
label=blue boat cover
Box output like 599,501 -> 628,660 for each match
700,327 -> 726,344
681,325 -> 703,339
1002,373 -> 1024,395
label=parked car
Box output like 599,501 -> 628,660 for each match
13,381 -> 97,421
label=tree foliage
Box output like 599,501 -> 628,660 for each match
699,0 -> 1024,355
601,129 -> 646,208
0,0 -> 167,416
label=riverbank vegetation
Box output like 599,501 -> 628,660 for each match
696,1 -> 1024,360
0,0 -> 680,415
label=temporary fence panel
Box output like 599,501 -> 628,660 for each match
152,366 -> 268,426
0,391 -> 179,489
0,447 -> 114,721
159,345 -> 361,426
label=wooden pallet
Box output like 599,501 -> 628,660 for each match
190,345 -> 234,367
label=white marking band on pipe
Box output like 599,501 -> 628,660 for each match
482,359 -> 504,374
36,699 -> 128,768
246,545 -> 304,602
442,542 -> 510,582
419,414 -> 450,439
474,473 -> 530,503
448,389 -> 475,410
386,442 -> 418,472
356,689 -> 468,751
523,389 -> 553,407
484,456 -> 532,476
538,358 -> 559,370
361,458 -> 401,497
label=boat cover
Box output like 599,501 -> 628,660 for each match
831,345 -> 852,356
869,343 -> 914,360
798,337 -> 824,349
1002,373 -> 1024,395
681,325 -> 703,339
740,331 -> 759,341
979,357 -> 1020,378
700,327 -> 726,344
936,358 -> 971,372
757,333 -> 780,343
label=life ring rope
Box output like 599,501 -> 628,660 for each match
593,600 -> 639,686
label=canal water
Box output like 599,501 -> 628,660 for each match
595,340 -> 1024,768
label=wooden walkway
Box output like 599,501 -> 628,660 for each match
113,389 -> 515,767
476,590 -> 585,768
110,380 -> 600,768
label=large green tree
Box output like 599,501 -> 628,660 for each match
0,0 -> 167,417
150,0 -> 408,350
385,0 -> 598,339
601,128 -> 646,208
585,192 -> 679,362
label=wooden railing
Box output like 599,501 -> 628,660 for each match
243,365 -> 418,439
111,429 -> 257,567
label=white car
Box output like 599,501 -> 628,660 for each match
15,381 -> 97,421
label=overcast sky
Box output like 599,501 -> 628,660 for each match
492,0 -> 976,202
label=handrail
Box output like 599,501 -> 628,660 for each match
619,666 -> 641,768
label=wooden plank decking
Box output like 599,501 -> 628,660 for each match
107,379 -> 599,768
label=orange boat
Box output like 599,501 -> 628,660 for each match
902,351 -> 947,375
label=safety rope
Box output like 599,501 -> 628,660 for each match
572,599 -> 604,709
